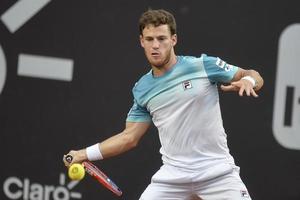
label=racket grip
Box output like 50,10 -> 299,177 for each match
65,155 -> 73,163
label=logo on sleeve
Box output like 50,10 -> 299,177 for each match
216,58 -> 234,72
224,64 -> 234,72
216,58 -> 226,68
182,80 -> 192,90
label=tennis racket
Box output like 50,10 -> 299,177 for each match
65,155 -> 122,196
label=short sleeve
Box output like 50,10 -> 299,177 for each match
202,54 -> 239,83
126,99 -> 152,122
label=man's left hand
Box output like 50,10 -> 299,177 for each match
220,79 -> 258,97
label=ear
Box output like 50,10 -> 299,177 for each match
171,34 -> 177,47
140,35 -> 145,48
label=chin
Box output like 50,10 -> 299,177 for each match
150,61 -> 164,68
148,57 -> 164,66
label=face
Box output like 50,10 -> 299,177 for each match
140,24 -> 177,68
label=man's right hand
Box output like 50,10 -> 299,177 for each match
63,149 -> 87,167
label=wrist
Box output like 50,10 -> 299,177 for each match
86,143 -> 103,161
241,76 -> 257,88
78,149 -> 88,161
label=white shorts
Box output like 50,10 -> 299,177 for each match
139,163 -> 251,200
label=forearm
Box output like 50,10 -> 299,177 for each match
99,131 -> 138,159
94,122 -> 149,160
63,122 -> 149,166
76,132 -> 137,161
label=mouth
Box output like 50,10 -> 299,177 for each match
151,52 -> 160,58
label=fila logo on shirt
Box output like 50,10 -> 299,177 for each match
182,80 -> 192,90
240,190 -> 250,198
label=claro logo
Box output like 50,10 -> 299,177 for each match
3,173 -> 82,200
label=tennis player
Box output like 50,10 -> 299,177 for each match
64,9 -> 263,200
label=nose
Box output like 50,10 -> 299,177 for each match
152,39 -> 160,49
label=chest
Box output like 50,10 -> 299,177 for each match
146,78 -> 218,115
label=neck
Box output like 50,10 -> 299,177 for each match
152,52 -> 177,77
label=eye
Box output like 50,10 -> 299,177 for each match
158,36 -> 167,41
145,37 -> 153,41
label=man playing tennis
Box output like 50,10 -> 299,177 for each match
64,9 -> 263,200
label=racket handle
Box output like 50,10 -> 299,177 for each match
65,154 -> 73,163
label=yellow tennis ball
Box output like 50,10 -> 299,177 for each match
68,163 -> 85,180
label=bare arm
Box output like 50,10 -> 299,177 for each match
99,122 -> 150,158
220,68 -> 264,97
63,122 -> 150,166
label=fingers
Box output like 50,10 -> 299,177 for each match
220,84 -> 238,92
238,84 -> 256,97
63,149 -> 87,168
63,154 -> 71,167
238,84 -> 245,96
250,88 -> 259,97
63,150 -> 76,167
222,80 -> 259,97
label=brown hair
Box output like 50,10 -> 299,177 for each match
139,9 -> 177,35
